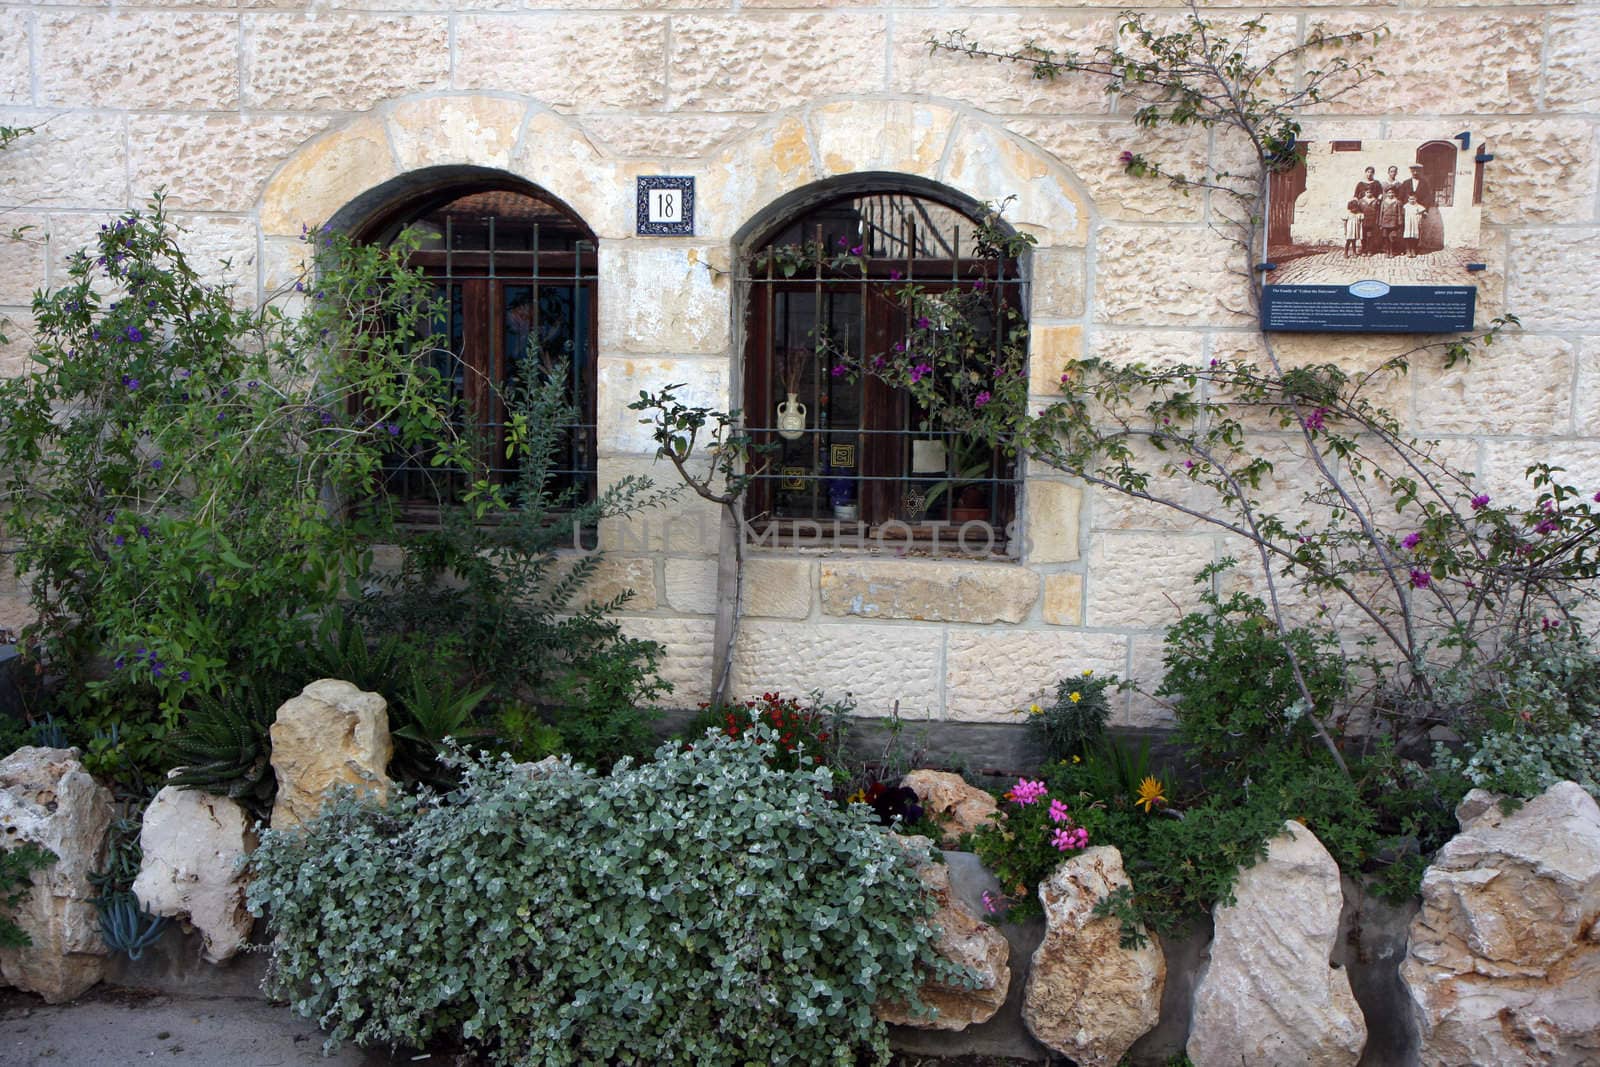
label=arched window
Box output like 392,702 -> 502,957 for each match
354,180 -> 598,515
741,191 -> 1023,549
1416,141 -> 1457,208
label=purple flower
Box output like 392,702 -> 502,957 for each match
1470,494 -> 1491,511
1402,532 -> 1421,550
125,326 -> 143,343
1593,491 -> 1600,503
319,410 -> 333,426
1302,407 -> 1327,432
113,534 -> 125,547
176,368 -> 191,380
974,390 -> 991,408
831,364 -> 847,378
104,513 -> 114,525
973,277 -> 986,290
1119,150 -> 1135,165
848,244 -> 862,256
915,316 -> 931,331
122,375 -> 139,391
889,269 -> 903,280
981,890 -> 998,915
113,657 -> 125,670
1409,569 -> 1431,589
149,459 -> 163,471
1184,459 -> 1197,470
138,525 -> 150,538
385,422 -> 401,437
179,670 -> 191,682
910,362 -> 933,383
1535,516 -> 1559,535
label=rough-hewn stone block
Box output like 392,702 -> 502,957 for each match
730,620 -> 941,716
259,114 -> 394,237
1546,13 -> 1600,112
130,114 -> 331,213
1094,226 -> 1250,326
1009,118 -> 1209,223
1507,229 -> 1600,333
1085,532 -> 1213,629
456,15 -> 666,111
811,100 -> 955,180
671,14 -> 887,112
581,114 -> 756,159
892,14 -> 1115,116
664,557 -> 719,615
596,356 -> 729,456
244,15 -> 449,111
945,630 -> 1127,722
619,617 -> 714,707
1309,14 -> 1539,115
1413,337 -> 1573,436
943,120 -> 1088,248
39,13 -> 237,110
0,112 -> 126,207
0,218 -> 45,306
819,560 -> 1039,624
0,11 -> 30,106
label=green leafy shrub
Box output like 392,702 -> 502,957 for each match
1026,668 -> 1118,763
247,729 -> 958,1065
0,201 -> 485,779
0,842 -> 54,948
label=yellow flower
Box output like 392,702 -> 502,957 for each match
1028,703 -> 1043,716
1071,755 -> 1081,764
1135,776 -> 1167,814
1082,668 -> 1094,677
1069,691 -> 1082,704
847,789 -> 866,805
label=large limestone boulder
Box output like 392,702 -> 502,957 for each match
269,679 -> 392,830
901,769 -> 1000,848
1188,820 -> 1366,1067
1023,846 -> 1164,1067
876,835 -> 1010,1030
0,746 -> 113,1002
131,784 -> 257,963
1401,782 -> 1600,1067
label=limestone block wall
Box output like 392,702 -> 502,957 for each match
0,0 -> 1595,725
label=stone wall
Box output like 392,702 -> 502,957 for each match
1,1 -> 1595,723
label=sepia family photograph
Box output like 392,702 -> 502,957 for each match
1265,138 -> 1485,289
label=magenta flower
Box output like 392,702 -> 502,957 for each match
1050,827 -> 1088,851
974,390 -> 991,408
1409,569 -> 1431,589
1184,459 -> 1196,471
1402,532 -> 1421,550
1593,491 -> 1600,503
831,364 -> 847,378
1010,778 -> 1048,806
981,890 -> 998,915
889,269 -> 903,280
1048,799 -> 1070,824
1470,494 -> 1491,511
1119,150 -> 1135,165
1302,407 -> 1328,432
910,362 -> 933,383
1535,516 -> 1559,535
915,316 -> 931,331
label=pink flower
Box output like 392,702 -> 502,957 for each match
1470,494 -> 1491,511
1048,799 -> 1070,824
1050,827 -> 1088,852
910,362 -> 933,383
981,890 -> 998,915
1302,407 -> 1328,432
974,390 -> 991,408
1402,532 -> 1421,550
1409,569 -> 1431,589
1118,150 -> 1135,165
1011,778 -> 1048,806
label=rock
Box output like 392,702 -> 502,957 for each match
1188,821 -> 1366,1067
1023,846 -> 1164,1067
1400,782 -> 1600,1067
0,747 -> 113,1002
130,785 -> 257,963
901,769 -> 1000,847
876,835 -> 1010,1030
268,679 -> 393,830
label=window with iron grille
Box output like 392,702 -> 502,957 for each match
742,192 -> 1023,550
355,183 -> 598,518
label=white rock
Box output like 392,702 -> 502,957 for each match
268,679 -> 393,830
131,785 -> 257,963
900,769 -> 999,848
0,747 -> 113,1002
1401,782 -> 1600,1067
1023,846 -> 1165,1067
1188,821 -> 1366,1067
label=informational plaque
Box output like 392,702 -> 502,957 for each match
1262,137 -> 1485,333
636,176 -> 695,236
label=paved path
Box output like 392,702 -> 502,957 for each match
0,988 -> 394,1067
1266,246 -> 1478,287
